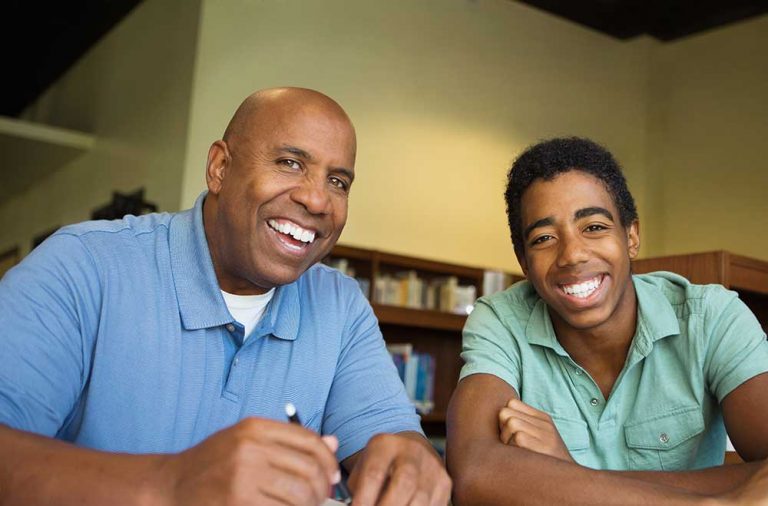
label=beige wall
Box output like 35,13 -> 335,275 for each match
0,0 -> 201,256
4,0 -> 766,269
644,15 -> 768,261
180,0 -> 652,274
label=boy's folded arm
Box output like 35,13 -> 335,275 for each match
446,373 -> 766,506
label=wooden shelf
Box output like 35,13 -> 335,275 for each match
0,116 -> 95,204
372,304 -> 468,331
633,251 -> 768,295
326,244 -> 519,435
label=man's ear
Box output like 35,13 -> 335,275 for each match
514,245 -> 528,277
627,220 -> 640,260
205,140 -> 230,195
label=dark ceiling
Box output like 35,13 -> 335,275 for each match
1,0 -> 766,118
518,0 -> 768,40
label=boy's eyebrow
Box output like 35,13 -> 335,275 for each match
574,207 -> 614,222
524,217 -> 554,239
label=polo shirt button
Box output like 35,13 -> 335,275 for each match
575,369 -> 582,375
226,324 -> 235,332
590,398 -> 599,406
659,432 -> 669,444
233,358 -> 239,367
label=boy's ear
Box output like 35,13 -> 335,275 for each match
627,220 -> 640,260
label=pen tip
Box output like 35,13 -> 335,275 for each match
285,402 -> 296,417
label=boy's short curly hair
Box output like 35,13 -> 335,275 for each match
505,137 -> 638,253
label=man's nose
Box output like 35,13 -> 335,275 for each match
291,176 -> 332,215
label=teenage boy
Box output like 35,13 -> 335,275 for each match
447,137 -> 768,505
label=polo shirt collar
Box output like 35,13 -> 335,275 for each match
523,275 -> 680,357
252,280 -> 300,341
169,192 -> 233,330
169,192 -> 302,339
526,298 -> 569,356
631,275 -> 680,356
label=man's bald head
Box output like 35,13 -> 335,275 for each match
203,87 -> 357,295
222,87 -> 356,154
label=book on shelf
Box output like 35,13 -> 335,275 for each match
483,269 -> 515,296
324,257 -> 370,299
386,343 -> 435,415
373,271 -> 477,315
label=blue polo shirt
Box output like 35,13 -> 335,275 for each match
0,193 -> 421,460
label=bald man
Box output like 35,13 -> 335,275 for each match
0,88 -> 450,505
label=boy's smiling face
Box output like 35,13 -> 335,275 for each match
516,170 -> 640,335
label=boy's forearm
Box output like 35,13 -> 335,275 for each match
612,461 -> 763,496
450,440 -> 727,506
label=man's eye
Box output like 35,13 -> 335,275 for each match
531,235 -> 553,246
329,176 -> 349,192
585,224 -> 606,232
280,159 -> 301,170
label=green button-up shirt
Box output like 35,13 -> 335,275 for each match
460,272 -> 768,470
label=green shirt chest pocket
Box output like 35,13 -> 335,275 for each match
552,416 -> 590,452
624,405 -> 705,470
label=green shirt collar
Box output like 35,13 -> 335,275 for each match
524,275 -> 680,357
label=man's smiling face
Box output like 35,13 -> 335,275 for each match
204,89 -> 356,295
517,169 -> 640,335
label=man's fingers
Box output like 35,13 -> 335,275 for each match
265,446 -> 333,502
240,418 -> 339,481
349,455 -> 391,506
429,471 -> 452,506
378,457 -> 420,506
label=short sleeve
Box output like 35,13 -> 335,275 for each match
704,291 -> 768,402
322,285 -> 422,461
0,233 -> 101,435
459,299 -> 522,392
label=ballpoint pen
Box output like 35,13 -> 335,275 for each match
285,403 -> 352,504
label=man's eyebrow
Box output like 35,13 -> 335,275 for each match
574,207 -> 614,222
332,167 -> 355,183
278,145 -> 313,160
524,217 -> 554,239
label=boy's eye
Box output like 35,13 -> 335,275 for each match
585,224 -> 606,232
531,235 -> 553,246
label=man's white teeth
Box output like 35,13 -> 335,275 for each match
562,277 -> 601,299
268,220 -> 316,244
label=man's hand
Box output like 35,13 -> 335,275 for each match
346,432 -> 451,506
160,417 -> 340,506
498,398 -> 574,463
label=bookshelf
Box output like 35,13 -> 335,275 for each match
633,251 -> 768,464
326,245 -> 523,434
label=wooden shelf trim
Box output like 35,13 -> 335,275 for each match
373,304 -> 467,331
632,250 -> 768,296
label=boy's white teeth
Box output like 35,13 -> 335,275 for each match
267,219 -> 316,244
561,276 -> 602,299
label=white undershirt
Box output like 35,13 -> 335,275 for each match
221,288 -> 275,342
